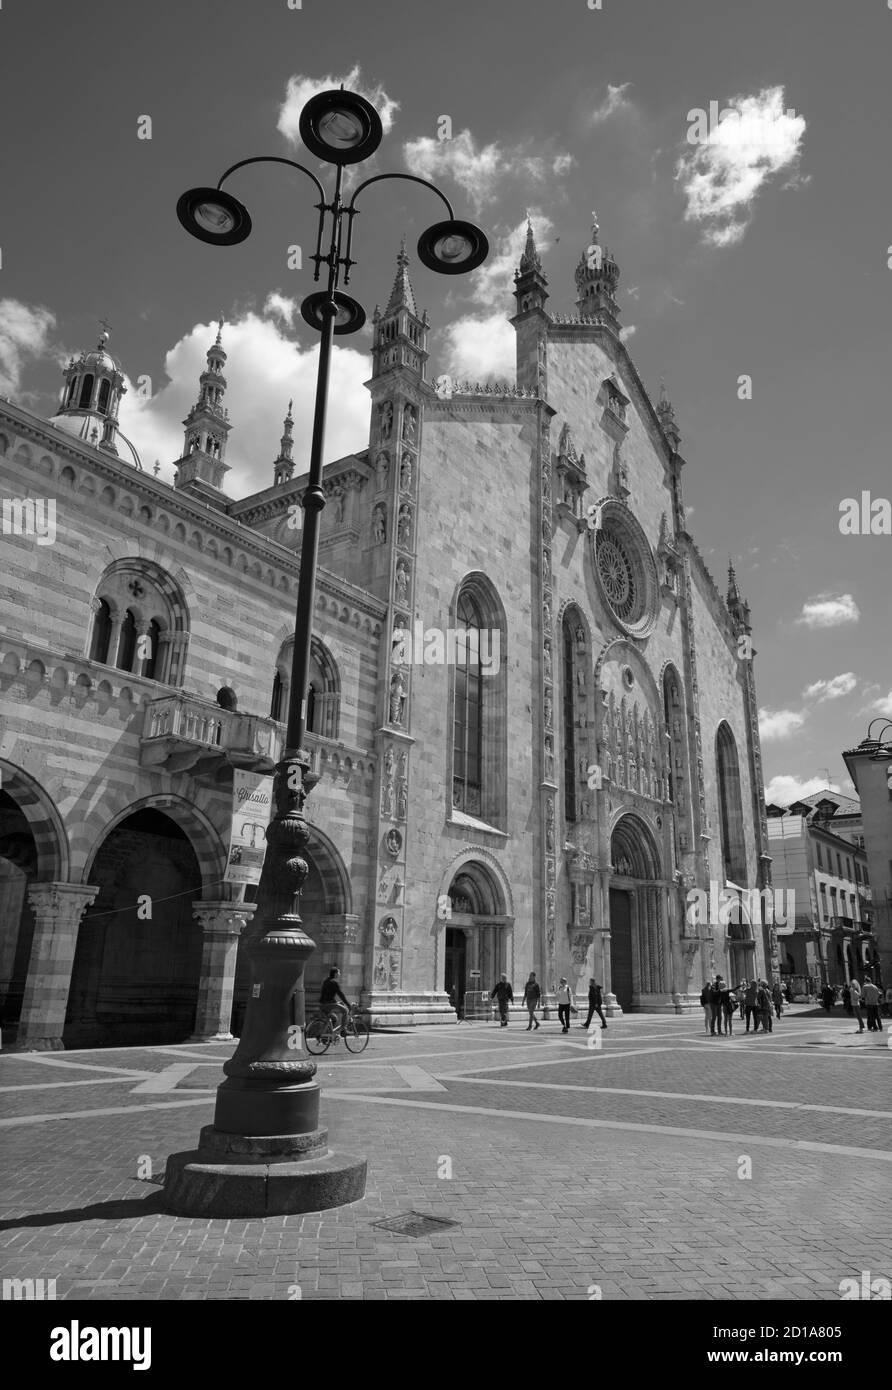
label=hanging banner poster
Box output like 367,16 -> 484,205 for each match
224,769 -> 274,886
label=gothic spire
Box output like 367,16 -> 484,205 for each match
518,218 -> 542,276
384,235 -> 418,317
273,398 -> 295,486
656,377 -> 681,449
574,209 -> 620,327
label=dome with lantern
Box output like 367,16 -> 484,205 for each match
48,327 -> 127,455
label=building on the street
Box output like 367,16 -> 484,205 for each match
842,733 -> 892,986
766,792 -> 878,994
0,219 -> 774,1049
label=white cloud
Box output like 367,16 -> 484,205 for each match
277,64 -> 399,144
590,83 -> 633,124
619,325 -> 637,342
442,311 -> 516,381
795,593 -> 861,628
759,708 -> 806,741
402,132 -> 572,216
0,299 -> 56,396
676,86 -> 806,247
802,672 -> 857,703
865,689 -> 892,717
263,292 -> 297,327
118,306 -> 370,492
764,774 -> 841,805
440,214 -> 554,381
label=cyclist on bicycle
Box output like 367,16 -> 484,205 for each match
319,967 -> 351,1034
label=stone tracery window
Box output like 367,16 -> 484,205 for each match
271,637 -> 339,738
591,501 -> 659,639
87,559 -> 189,686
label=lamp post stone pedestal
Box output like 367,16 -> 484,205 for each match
164,749 -> 367,1216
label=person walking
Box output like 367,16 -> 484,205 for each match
757,979 -> 773,1033
771,979 -> 784,1020
522,972 -> 541,1031
842,982 -> 852,1016
556,976 -> 573,1033
744,978 -> 759,1033
490,973 -> 514,1027
581,978 -> 607,1030
862,977 -> 883,1032
849,976 -> 865,1032
700,981 -> 712,1033
820,983 -> 835,1014
738,982 -> 747,1022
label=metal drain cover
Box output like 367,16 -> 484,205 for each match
372,1211 -> 459,1238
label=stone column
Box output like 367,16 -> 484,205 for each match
190,901 -> 257,1042
10,884 -> 99,1051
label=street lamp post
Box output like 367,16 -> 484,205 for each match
163,89 -> 488,1216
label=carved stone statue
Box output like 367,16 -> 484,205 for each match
380,401 -> 393,440
390,672 -> 406,725
400,454 -> 413,491
396,779 -> 408,820
373,504 -> 386,544
395,560 -> 410,604
376,450 -> 390,491
402,404 -> 417,444
397,504 -> 412,547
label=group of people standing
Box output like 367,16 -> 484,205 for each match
821,977 -> 886,1032
489,973 -> 608,1032
700,976 -> 782,1036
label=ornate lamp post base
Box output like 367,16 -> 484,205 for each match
164,1123 -> 366,1218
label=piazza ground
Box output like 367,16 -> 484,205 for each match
1,1006 -> 889,1301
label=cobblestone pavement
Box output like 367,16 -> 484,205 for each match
1,1009 -> 890,1300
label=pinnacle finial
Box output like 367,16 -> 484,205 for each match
215,313 -> 225,345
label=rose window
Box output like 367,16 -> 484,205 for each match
590,502 -> 659,639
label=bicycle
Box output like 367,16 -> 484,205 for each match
304,1004 -> 370,1054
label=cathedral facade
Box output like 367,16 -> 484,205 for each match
0,221 -> 775,1050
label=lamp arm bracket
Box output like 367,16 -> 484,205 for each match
346,172 -> 456,220
216,156 -> 327,204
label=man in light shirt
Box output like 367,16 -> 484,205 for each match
861,977 -> 883,1032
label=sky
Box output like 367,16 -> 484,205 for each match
1,0 -> 889,804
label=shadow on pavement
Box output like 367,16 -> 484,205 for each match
0,1192 -> 167,1232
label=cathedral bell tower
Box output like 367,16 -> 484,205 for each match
272,400 -> 295,487
172,320 -> 232,503
574,213 -> 621,332
511,220 -> 549,393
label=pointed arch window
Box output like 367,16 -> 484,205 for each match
90,599 -> 112,663
562,619 -> 578,823
78,374 -> 94,410
449,576 -> 507,830
453,593 -> 483,817
716,722 -> 747,883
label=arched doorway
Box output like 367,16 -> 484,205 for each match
0,767 -> 68,1043
609,814 -> 665,1010
442,861 -> 511,1015
65,809 -> 204,1046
